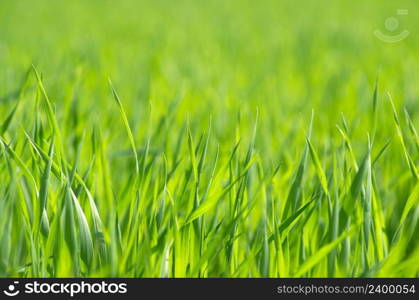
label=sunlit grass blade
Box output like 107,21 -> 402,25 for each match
388,93 -> 418,180
295,223 -> 359,276
306,138 -> 329,196
109,79 -> 139,175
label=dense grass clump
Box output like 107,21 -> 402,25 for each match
0,0 -> 418,277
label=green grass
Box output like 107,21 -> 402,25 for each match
0,0 -> 418,277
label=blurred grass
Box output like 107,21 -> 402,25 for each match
0,0 -> 418,277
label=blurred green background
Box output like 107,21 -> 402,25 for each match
1,0 -> 418,172
1,0 -> 418,128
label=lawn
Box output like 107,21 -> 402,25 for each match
0,0 -> 418,277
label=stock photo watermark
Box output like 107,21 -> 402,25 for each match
2,281 -> 128,297
3,281 -> 20,297
374,9 -> 409,43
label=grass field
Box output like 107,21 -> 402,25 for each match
0,0 -> 418,277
